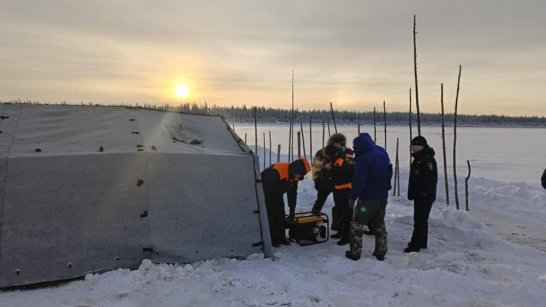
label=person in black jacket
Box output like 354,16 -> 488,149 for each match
542,168 -> 546,189
261,157 -> 311,247
322,145 -> 355,245
405,136 -> 438,253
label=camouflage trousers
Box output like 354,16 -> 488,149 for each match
348,199 -> 388,258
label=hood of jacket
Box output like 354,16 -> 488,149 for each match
353,133 -> 375,156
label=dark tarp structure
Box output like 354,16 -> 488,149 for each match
0,103 -> 272,288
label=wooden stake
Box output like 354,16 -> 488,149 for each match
465,160 -> 471,211
441,83 -> 450,206
309,117 -> 313,162
322,115 -> 325,148
413,15 -> 422,136
269,130 -> 272,166
297,131 -> 301,158
263,132 -> 266,169
254,107 -> 258,155
300,117 -> 307,159
330,102 -> 338,133
383,101 -> 387,151
357,122 -> 361,134
327,120 -> 331,137
409,87 -> 413,170
245,133 -> 247,144
453,65 -> 462,210
277,144 -> 281,163
373,106 -> 377,143
393,138 -> 399,197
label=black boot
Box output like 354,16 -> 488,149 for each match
372,252 -> 385,261
337,238 -> 350,246
403,246 -> 420,253
345,251 -> 360,261
330,232 -> 341,239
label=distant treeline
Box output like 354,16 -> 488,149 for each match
2,101 -> 545,127
174,103 -> 545,127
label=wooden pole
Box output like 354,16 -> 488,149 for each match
393,137 -> 399,197
409,87 -> 413,170
453,65 -> 462,210
244,133 -> 247,144
383,101 -> 387,151
441,83 -> 450,206
309,117 -> 313,162
277,144 -> 281,163
322,115 -> 325,147
297,131 -> 301,158
373,106 -> 377,143
289,70 -> 295,162
397,138 -> 401,196
300,117 -> 307,159
269,130 -> 272,166
413,15 -> 422,136
263,132 -> 266,169
327,120 -> 331,137
330,102 -> 338,133
357,122 -> 361,134
254,107 -> 258,155
465,160 -> 471,211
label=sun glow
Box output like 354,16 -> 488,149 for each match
174,83 -> 190,99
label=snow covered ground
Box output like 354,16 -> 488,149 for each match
1,171 -> 545,306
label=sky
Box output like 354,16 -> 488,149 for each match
1,0 -> 545,116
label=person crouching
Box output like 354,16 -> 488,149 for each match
261,157 -> 311,247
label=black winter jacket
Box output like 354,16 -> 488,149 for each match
408,146 -> 438,202
542,168 -> 546,189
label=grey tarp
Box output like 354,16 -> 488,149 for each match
0,103 -> 272,288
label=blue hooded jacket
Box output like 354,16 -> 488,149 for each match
350,133 -> 393,201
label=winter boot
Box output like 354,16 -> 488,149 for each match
345,251 -> 361,261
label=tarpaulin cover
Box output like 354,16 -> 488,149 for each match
0,103 -> 272,288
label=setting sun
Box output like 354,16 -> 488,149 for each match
174,83 -> 190,99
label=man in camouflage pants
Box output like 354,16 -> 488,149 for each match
345,133 -> 392,261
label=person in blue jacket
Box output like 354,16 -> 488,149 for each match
345,133 -> 393,261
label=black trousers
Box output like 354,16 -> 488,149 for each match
312,177 -> 340,230
333,188 -> 351,240
409,197 -> 434,249
263,189 -> 286,245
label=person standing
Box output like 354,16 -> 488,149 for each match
311,133 -> 353,232
322,145 -> 355,245
261,157 -> 311,247
541,168 -> 546,189
404,136 -> 438,253
345,133 -> 392,261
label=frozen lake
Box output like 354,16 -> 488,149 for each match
233,123 -> 545,185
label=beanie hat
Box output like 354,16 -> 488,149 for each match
411,136 -> 428,146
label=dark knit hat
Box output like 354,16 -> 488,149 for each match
327,133 -> 346,147
411,136 -> 428,146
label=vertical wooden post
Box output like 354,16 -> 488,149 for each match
300,118 -> 307,159
397,138 -> 401,196
453,65 -> 462,210
297,131 -> 301,157
465,160 -> 471,211
254,107 -> 258,155
413,15 -> 422,136
383,101 -> 387,151
244,133 -> 247,144
441,83 -> 450,206
269,130 -> 272,166
393,137 -> 399,197
409,88 -> 413,169
277,144 -> 281,163
327,120 -> 331,137
330,102 -> 338,133
322,115 -> 325,148
290,70 -> 295,162
263,132 -> 266,169
357,122 -> 361,134
309,117 -> 313,162
373,106 -> 377,143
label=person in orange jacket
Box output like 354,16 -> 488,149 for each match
261,157 -> 311,247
